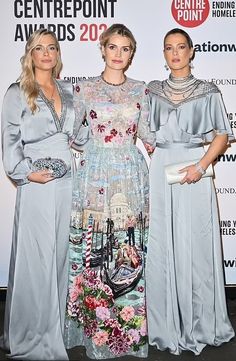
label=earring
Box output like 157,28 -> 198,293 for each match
164,63 -> 169,71
190,61 -> 194,69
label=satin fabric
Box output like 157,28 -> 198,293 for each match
146,81 -> 235,355
0,80 -> 76,360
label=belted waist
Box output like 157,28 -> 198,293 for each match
156,142 -> 203,149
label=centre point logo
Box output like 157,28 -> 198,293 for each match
171,0 -> 210,27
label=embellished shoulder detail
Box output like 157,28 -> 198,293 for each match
193,79 -> 220,95
149,78 -> 234,141
148,80 -> 162,96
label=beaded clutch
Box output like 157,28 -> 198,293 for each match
32,157 -> 68,178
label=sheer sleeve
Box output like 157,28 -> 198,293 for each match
1,83 -> 32,186
137,83 -> 156,147
72,81 -> 90,151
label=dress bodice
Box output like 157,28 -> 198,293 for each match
148,77 -> 234,144
1,80 -> 75,185
73,76 -> 155,149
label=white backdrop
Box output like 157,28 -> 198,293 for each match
0,0 -> 236,286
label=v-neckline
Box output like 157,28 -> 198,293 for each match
39,80 -> 67,132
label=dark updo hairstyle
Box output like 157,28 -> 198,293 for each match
164,28 -> 195,60
99,23 -> 137,61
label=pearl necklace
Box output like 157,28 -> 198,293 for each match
101,72 -> 127,86
163,73 -> 201,102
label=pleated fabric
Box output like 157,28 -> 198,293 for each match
146,78 -> 235,355
1,134 -> 72,360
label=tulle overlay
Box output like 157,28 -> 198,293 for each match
64,76 -> 155,359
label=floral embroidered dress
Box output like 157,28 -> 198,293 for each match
64,76 -> 155,359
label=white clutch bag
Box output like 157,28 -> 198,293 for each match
164,159 -> 214,185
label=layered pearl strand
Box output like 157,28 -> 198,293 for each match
163,73 -> 201,103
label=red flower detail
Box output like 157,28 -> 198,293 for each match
84,296 -> 98,310
90,110 -> 97,119
132,124 -> 137,133
99,187 -> 104,195
97,124 -> 106,133
137,102 -> 141,110
145,88 -> 149,95
96,298 -> 109,308
137,285 -> 144,293
105,135 -> 113,143
72,263 -> 78,271
126,127 -> 132,135
110,128 -> 118,136
75,85 -> 80,93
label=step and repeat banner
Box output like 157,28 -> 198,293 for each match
0,0 -> 235,286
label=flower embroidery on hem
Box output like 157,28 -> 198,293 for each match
67,270 -> 148,355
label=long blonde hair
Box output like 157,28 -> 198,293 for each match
19,29 -> 62,113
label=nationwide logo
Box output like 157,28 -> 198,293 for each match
171,0 -> 210,27
224,259 -> 236,268
195,41 -> 236,53
216,153 -> 236,162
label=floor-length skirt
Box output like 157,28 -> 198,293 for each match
0,134 -> 72,360
146,144 -> 235,355
64,144 -> 149,359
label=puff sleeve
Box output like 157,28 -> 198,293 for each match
137,83 -> 156,147
1,83 -> 32,185
72,81 -> 90,151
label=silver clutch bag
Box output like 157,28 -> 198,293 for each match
32,157 -> 68,178
165,159 -> 214,185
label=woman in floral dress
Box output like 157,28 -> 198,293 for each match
64,24 -> 155,359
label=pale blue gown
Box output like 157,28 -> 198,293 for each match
146,75 -> 235,355
64,76 -> 155,359
0,80 -> 76,360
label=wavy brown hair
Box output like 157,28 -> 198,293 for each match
19,29 -> 62,113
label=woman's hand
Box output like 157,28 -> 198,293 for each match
144,143 -> 155,156
179,164 -> 203,184
27,170 -> 54,184
179,134 -> 228,185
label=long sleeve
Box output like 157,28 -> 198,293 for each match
72,81 -> 90,151
1,83 -> 32,186
137,83 -> 156,147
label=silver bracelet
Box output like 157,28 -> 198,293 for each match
195,162 -> 206,175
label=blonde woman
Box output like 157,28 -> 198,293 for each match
65,24 -> 155,359
0,29 -> 76,360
